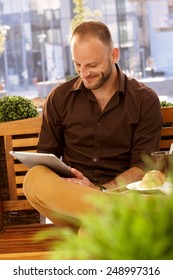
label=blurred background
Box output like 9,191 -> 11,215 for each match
0,0 -> 173,103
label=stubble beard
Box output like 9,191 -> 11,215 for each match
83,61 -> 113,91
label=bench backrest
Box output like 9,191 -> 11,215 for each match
0,117 -> 42,226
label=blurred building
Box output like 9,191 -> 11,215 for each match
0,0 -> 172,92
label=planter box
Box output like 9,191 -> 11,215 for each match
160,106 -> 173,150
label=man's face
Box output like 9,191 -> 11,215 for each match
71,36 -> 115,90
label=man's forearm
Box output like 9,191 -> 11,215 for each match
103,166 -> 145,190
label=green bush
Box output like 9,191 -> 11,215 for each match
0,95 -> 39,122
160,100 -> 173,107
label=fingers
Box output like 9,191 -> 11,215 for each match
70,168 -> 84,179
66,178 -> 83,185
66,168 -> 93,189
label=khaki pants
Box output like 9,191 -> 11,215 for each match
23,165 -> 102,228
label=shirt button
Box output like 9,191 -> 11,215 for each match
93,157 -> 98,162
93,178 -> 98,182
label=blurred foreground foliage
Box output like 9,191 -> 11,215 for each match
37,160 -> 173,260
40,191 -> 173,260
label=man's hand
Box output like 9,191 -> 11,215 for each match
65,168 -> 96,189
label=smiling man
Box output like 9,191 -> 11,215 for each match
23,20 -> 162,227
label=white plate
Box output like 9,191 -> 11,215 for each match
126,180 -> 172,194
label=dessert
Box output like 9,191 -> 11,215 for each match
139,170 -> 166,189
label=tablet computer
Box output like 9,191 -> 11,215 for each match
9,151 -> 73,178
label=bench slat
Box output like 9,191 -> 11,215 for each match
12,138 -> 39,148
14,163 -> 28,172
16,175 -> 25,185
2,200 -> 34,211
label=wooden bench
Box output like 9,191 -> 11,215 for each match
0,106 -> 173,259
0,223 -> 56,260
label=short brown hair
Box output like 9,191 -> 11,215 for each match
72,20 -> 113,48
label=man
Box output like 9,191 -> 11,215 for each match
23,20 -> 162,226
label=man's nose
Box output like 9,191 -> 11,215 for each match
79,66 -> 90,79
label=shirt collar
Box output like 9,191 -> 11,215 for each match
115,63 -> 125,96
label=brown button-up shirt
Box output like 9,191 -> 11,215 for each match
38,64 -> 162,184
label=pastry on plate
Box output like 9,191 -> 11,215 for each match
139,170 -> 166,189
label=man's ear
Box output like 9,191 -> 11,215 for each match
111,48 -> 119,63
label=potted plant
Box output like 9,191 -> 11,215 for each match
160,100 -> 173,108
0,95 -> 39,122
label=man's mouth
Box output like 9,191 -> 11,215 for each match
83,75 -> 97,82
